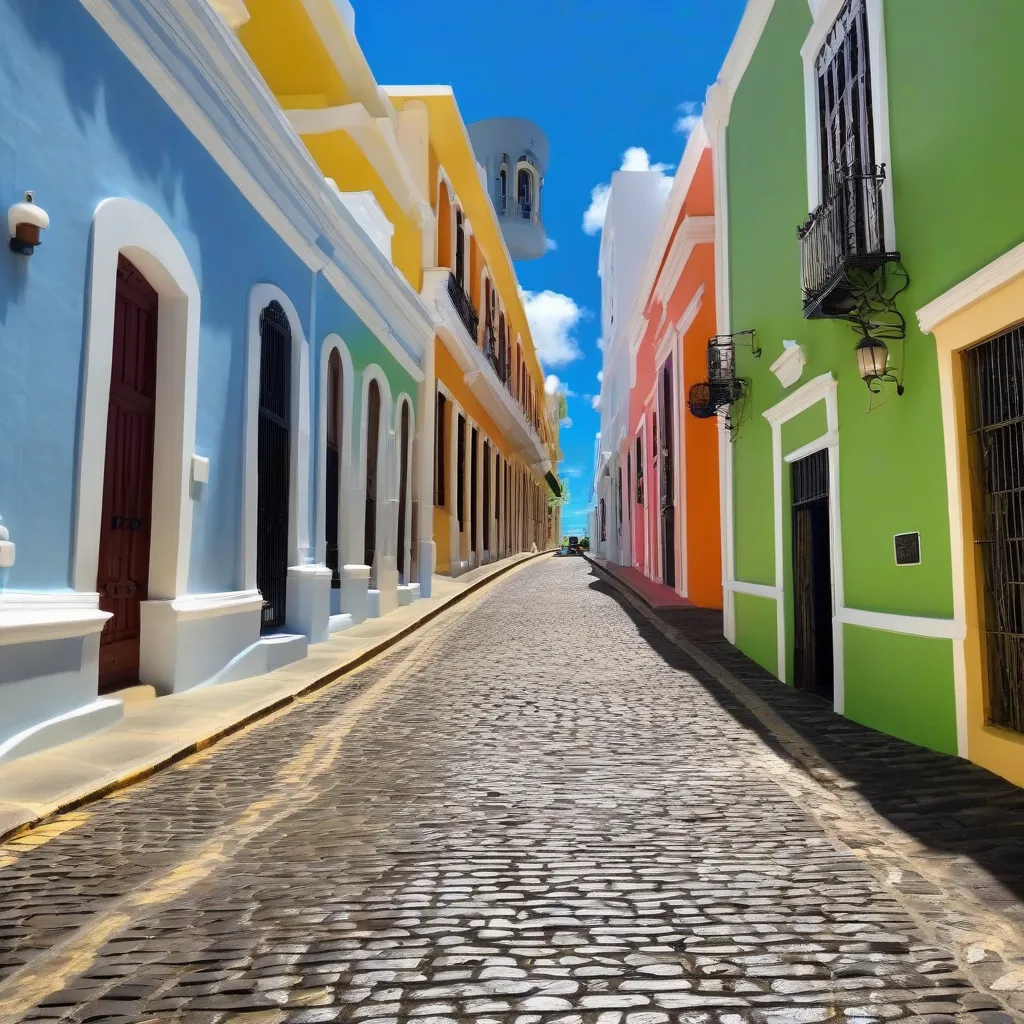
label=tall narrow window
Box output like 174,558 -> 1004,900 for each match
455,208 -> 466,289
456,414 -> 466,531
470,427 -> 479,553
326,350 -> 343,589
627,450 -> 632,526
483,441 -> 491,552
617,465 -> 623,532
364,380 -> 381,582
816,0 -> 874,188
636,435 -> 644,506
517,168 -> 533,219
397,401 -> 410,582
498,167 -> 508,214
435,391 -> 447,508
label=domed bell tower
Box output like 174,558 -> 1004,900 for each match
467,117 -> 550,261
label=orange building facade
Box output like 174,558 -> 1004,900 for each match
621,123 -> 721,608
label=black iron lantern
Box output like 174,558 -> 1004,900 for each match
855,334 -> 904,395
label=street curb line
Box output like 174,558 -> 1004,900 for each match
0,551 -> 551,844
582,554 -> 850,793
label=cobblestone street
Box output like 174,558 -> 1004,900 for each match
1,556 -> 1022,1024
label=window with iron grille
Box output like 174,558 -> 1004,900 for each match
617,466 -> 623,531
815,0 -> 874,190
435,392 -> 446,508
964,325 -> 1024,735
456,413 -> 466,530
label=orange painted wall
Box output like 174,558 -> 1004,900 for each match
627,149 -> 721,608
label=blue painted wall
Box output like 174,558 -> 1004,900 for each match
0,0 -> 409,597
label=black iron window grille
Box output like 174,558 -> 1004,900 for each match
797,0 -> 902,321
965,325 -> 1024,734
688,331 -> 759,426
447,271 -> 479,341
798,166 -> 899,319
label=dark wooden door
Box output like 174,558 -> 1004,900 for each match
326,350 -> 342,589
660,359 -> 676,589
791,449 -> 834,700
97,256 -> 158,692
397,401 -> 410,581
364,381 -> 381,583
256,301 -> 291,631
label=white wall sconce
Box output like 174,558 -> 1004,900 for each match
770,339 -> 806,389
8,191 -> 49,255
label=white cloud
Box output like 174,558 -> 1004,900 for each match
596,337 -> 605,351
561,416 -> 573,429
522,290 -> 586,367
673,100 -> 701,137
591,394 -> 601,411
559,464 -> 583,478
583,147 -> 675,235
597,370 -> 604,383
544,374 -> 575,397
545,237 -> 558,251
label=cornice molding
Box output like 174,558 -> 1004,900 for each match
653,215 -> 715,307
80,0 -> 434,368
917,240 -> 1024,335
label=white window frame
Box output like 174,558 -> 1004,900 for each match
801,0 -> 895,250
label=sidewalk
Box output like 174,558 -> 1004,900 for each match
584,552 -> 1024,1014
0,551 -> 548,842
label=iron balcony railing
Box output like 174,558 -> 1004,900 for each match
797,164 -> 895,318
446,271 -> 479,340
514,200 -> 535,222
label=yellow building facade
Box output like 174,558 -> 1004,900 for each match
237,0 -> 559,587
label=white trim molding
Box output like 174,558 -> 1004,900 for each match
762,373 -> 843,708
838,606 -> 965,640
74,197 -> 200,600
917,238 -> 1024,335
0,591 -> 110,646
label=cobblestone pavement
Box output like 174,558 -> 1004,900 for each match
0,556 -> 1022,1024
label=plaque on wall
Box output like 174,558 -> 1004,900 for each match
894,532 -> 922,566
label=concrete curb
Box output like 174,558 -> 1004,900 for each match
582,554 -> 851,793
0,552 -> 550,843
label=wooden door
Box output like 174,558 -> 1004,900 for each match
397,401 -> 410,581
364,381 -> 381,584
96,256 -> 158,691
659,358 -> 676,589
326,350 -> 342,589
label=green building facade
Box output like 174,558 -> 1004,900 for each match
705,0 -> 1024,760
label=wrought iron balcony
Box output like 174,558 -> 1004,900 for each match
446,271 -> 479,340
797,165 -> 900,320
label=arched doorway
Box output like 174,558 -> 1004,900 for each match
96,255 -> 159,690
256,300 -> 292,631
397,400 -> 410,583
364,380 -> 381,585
325,349 -> 343,590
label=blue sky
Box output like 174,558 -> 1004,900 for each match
356,0 -> 746,535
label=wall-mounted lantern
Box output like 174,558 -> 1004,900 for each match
8,192 -> 49,255
855,334 -> 904,396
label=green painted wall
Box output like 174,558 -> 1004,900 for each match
734,593 -> 778,677
843,626 -> 957,755
723,0 -> 1024,750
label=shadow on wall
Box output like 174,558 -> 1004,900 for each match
584,568 -> 1024,908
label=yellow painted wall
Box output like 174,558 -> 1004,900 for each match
435,343 -> 509,461
303,133 -> 422,291
238,0 -> 352,105
391,91 -> 548,420
932,273 -> 1024,788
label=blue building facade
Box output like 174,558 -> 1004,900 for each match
0,0 -> 433,761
